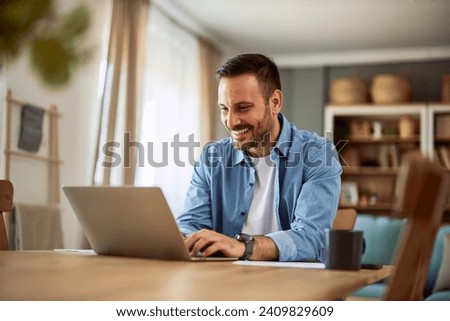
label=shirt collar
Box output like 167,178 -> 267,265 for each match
272,113 -> 291,158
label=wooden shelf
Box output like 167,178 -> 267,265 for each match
339,203 -> 392,214
347,135 -> 420,144
343,167 -> 398,175
434,135 -> 450,143
327,103 -> 427,109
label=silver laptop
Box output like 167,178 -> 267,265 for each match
63,186 -> 235,261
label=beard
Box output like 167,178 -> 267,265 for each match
231,106 -> 275,152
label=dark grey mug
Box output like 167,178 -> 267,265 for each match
325,229 -> 364,270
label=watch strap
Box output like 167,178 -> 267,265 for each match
235,233 -> 255,260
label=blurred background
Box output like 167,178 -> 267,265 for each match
1,0 -> 449,248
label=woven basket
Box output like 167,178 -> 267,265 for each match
330,77 -> 368,105
370,74 -> 412,104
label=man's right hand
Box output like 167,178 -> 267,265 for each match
184,229 -> 280,260
184,229 -> 245,258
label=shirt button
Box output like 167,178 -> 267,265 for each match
240,212 -> 246,216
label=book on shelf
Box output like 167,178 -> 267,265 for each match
388,144 -> 399,168
378,144 -> 390,168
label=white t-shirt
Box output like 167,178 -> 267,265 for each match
241,154 -> 281,235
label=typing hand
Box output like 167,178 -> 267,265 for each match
185,229 -> 244,258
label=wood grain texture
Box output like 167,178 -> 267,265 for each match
0,251 -> 392,301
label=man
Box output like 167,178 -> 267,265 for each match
177,53 -> 341,262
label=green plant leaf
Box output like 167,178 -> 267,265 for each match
0,0 -> 52,56
1,0 -> 92,87
30,36 -> 74,86
58,5 -> 90,41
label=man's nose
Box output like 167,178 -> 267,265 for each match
227,111 -> 241,129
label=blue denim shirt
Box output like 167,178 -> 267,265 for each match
177,114 -> 342,262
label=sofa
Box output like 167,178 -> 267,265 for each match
350,214 -> 450,300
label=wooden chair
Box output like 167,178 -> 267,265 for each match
332,208 -> 357,230
384,154 -> 450,300
0,180 -> 14,251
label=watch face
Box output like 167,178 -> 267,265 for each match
236,233 -> 255,242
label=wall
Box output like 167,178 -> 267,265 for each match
280,67 -> 325,134
0,0 -> 110,248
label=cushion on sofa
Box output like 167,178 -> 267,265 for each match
432,233 -> 450,292
351,218 -> 450,300
425,225 -> 450,296
350,214 -> 405,298
354,214 -> 405,265
425,291 -> 450,301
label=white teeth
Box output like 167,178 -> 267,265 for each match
233,128 -> 249,135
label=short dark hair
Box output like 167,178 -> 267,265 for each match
215,53 -> 281,102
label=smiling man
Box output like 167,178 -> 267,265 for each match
176,53 -> 342,262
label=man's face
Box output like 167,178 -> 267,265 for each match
218,74 -> 282,155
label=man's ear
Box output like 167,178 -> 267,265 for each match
270,89 -> 283,114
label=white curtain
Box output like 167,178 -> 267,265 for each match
134,8 -> 202,215
93,0 -> 149,186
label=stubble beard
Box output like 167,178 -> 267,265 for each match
231,106 -> 275,153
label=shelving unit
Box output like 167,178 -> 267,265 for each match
326,103 -> 450,220
428,103 -> 450,161
427,103 -> 450,217
324,104 -> 428,215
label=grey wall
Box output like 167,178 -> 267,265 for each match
280,67 -> 325,135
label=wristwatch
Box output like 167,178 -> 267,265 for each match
235,233 -> 255,260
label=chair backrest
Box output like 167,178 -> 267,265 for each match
384,154 -> 450,300
332,208 -> 357,230
0,180 -> 14,251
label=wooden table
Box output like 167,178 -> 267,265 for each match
0,251 -> 392,300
